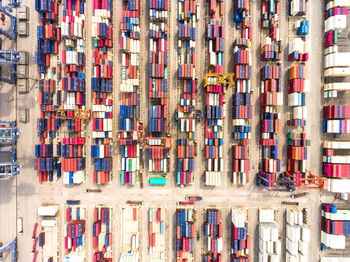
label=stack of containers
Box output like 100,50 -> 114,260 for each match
286,132 -> 310,185
176,207 -> 195,261
287,2 -> 311,189
176,0 -> 197,186
203,209 -> 222,261
323,105 -> 350,133
258,0 -> 282,189
258,208 -> 281,262
287,65 -> 308,127
205,0 -> 225,187
289,0 -> 307,16
288,38 -> 309,62
231,207 -> 249,262
323,2 -> 350,192
91,0 -> 113,185
120,0 -> 141,186
60,0 -> 87,185
323,141 -> 350,182
93,206 -> 112,262
321,203 -> 350,250
232,0 -> 253,186
35,144 -> 59,182
285,208 -> 310,262
149,207 -> 166,261
260,38 -> 281,61
148,0 -> 170,184
64,205 -> 86,259
120,206 -> 140,262
258,65 -> 282,188
35,0 -> 62,183
261,0 -> 280,39
61,137 -> 86,184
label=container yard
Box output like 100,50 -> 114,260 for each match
1,0 -> 350,262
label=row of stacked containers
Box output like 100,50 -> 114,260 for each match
176,207 -> 195,261
322,0 -> 350,190
321,203 -> 350,250
231,207 -> 249,262
120,206 -> 140,261
35,0 -> 87,185
258,208 -> 281,261
147,0 -> 170,185
61,0 -> 87,185
35,0 -> 61,182
203,208 -> 223,261
204,0 -> 225,186
65,205 -> 86,259
91,0 -> 113,185
257,0 -> 282,188
285,207 -> 310,262
120,0 -> 141,186
93,206 -> 113,261
232,0 -> 252,186
176,0 -> 197,186
286,0 -> 310,188
148,207 -> 166,261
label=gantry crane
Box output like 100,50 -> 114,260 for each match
283,170 -> 328,190
0,148 -> 20,177
54,109 -> 91,120
203,73 -> 235,90
0,238 -> 17,262
257,172 -> 296,192
0,120 -> 19,146
0,4 -> 17,40
0,49 -> 19,84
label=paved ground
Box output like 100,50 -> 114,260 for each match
0,0 -> 348,262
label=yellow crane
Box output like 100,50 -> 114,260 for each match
203,73 -> 235,89
54,109 -> 91,120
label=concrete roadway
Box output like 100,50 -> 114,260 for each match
0,0 -> 347,262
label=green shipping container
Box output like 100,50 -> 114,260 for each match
149,177 -> 166,185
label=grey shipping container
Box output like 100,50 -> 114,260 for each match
18,22 -> 29,36
17,79 -> 29,93
18,51 -> 29,65
17,6 -> 29,20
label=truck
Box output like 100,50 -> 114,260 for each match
66,200 -> 80,205
85,189 -> 102,193
17,217 -> 23,235
177,201 -> 195,206
186,196 -> 202,201
290,192 -> 309,199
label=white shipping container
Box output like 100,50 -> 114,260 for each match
328,179 -> 350,193
38,206 -> 59,217
41,220 -> 57,227
321,231 -> 346,249
325,52 -> 350,68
